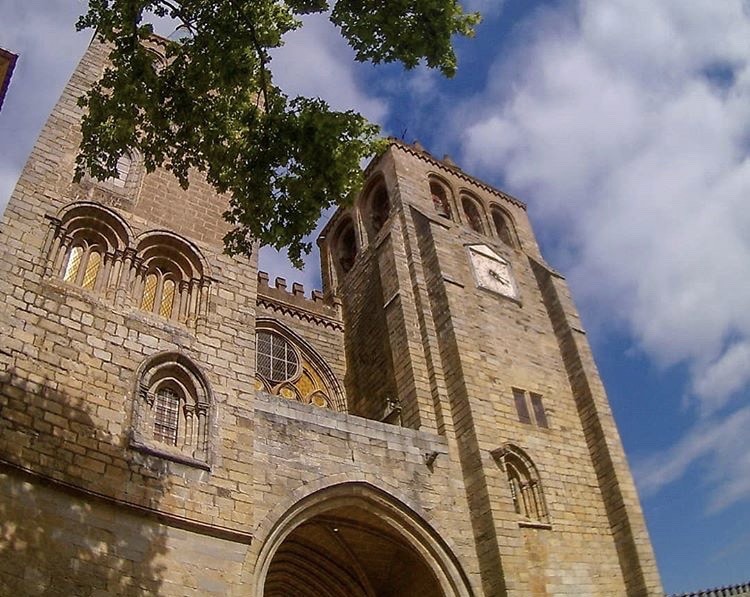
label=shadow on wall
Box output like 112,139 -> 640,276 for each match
0,368 -> 170,596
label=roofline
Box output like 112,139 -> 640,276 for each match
377,138 -> 527,211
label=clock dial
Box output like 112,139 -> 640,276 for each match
468,245 -> 518,299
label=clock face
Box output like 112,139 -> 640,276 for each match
467,245 -> 518,299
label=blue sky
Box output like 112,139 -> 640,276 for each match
1,1 -> 749,593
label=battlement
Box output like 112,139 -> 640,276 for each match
256,270 -> 343,331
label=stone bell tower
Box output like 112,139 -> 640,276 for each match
318,139 -> 663,596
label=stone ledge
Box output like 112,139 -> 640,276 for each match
252,391 -> 449,453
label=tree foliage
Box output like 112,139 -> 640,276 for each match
76,0 -> 480,265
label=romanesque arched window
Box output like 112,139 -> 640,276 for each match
131,352 -> 212,466
369,183 -> 391,236
490,205 -> 518,248
429,179 -> 453,220
254,322 -> 344,411
49,202 -> 131,295
493,445 -> 549,525
108,153 -> 133,189
333,217 -> 358,275
133,232 -> 210,325
461,194 -> 486,234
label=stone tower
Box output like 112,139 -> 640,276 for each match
0,38 -> 662,596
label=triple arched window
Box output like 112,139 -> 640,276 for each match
131,352 -> 212,466
493,444 -> 549,525
47,202 -> 211,327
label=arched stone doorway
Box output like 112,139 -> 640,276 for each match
253,482 -> 473,597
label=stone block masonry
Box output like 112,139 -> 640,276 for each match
0,34 -> 662,596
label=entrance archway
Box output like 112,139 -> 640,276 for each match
254,482 -> 473,597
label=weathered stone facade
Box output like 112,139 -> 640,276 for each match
0,38 -> 663,596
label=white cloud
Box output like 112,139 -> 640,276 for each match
261,13 -> 388,281
635,406 -> 750,512
270,13 -> 387,123
462,0 -> 504,19
0,1 -> 91,213
458,0 -> 750,508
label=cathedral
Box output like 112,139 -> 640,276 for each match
0,37 -> 663,596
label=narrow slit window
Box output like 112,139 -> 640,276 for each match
530,393 -> 548,428
141,273 -> 158,311
160,279 -> 176,318
81,250 -> 101,290
513,388 -> 531,424
63,246 -> 83,283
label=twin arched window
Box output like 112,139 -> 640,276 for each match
51,202 -> 130,295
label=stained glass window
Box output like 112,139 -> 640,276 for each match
141,273 -> 158,311
160,279 -> 175,318
81,250 -> 101,290
63,246 -> 83,283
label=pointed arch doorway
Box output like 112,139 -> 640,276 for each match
254,483 -> 473,597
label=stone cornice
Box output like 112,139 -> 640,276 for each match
371,138 -> 528,210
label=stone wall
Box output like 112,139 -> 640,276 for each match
0,35 -> 662,596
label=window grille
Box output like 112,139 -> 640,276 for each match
141,273 -> 158,311
153,387 -> 180,445
63,246 -> 83,283
256,331 -> 299,384
81,250 -> 101,290
160,279 -> 176,318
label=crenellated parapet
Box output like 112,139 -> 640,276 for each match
256,270 -> 343,331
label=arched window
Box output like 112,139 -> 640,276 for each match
461,195 -> 485,234
429,180 -> 453,220
333,217 -> 357,275
133,232 -> 210,325
490,205 -> 518,248
50,202 -> 131,295
131,352 -> 212,466
108,153 -> 133,189
493,445 -> 549,525
370,184 -> 391,235
254,323 -> 344,411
